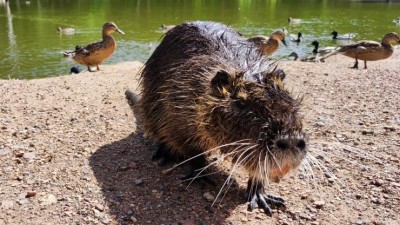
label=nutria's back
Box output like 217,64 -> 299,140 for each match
134,21 -> 307,215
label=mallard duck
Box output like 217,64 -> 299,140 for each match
331,31 -> 356,40
290,32 -> 302,42
160,24 -> 175,32
287,51 -> 299,61
288,17 -> 301,24
394,17 -> 400,25
286,51 -> 321,62
63,22 -> 124,72
247,30 -> 287,55
311,41 -> 337,54
57,27 -> 75,35
320,32 -> 400,69
62,45 -> 81,57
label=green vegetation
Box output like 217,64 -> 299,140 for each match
0,0 -> 399,79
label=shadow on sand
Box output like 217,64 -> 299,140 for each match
89,131 -> 244,224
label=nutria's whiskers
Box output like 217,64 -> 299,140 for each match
184,145 -> 250,188
165,140 -> 253,174
213,145 -> 258,206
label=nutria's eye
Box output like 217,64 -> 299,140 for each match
276,140 -> 289,150
297,139 -> 306,150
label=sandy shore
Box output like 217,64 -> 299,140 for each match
0,50 -> 399,225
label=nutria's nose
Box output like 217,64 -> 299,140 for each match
297,139 -> 306,150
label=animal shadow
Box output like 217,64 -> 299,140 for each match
89,131 -> 243,224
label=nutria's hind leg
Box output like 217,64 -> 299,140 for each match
152,142 -> 176,166
181,154 -> 216,186
245,179 -> 286,216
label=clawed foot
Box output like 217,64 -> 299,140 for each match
245,179 -> 286,216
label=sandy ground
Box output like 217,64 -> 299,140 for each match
0,49 -> 399,225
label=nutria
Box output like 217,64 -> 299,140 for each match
126,21 -> 307,216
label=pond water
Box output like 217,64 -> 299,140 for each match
1,0 -> 400,79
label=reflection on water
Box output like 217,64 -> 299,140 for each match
0,0 -> 400,79
5,1 -> 21,79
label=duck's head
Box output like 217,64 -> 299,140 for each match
331,31 -> 338,39
271,31 -> 287,46
288,17 -> 292,22
298,32 -> 302,38
382,32 -> 400,45
287,51 -> 299,61
311,41 -> 319,53
103,22 -> 125,35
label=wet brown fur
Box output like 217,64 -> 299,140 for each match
132,21 -> 306,204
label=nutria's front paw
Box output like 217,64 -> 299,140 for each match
245,180 -> 286,216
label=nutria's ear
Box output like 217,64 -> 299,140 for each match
211,70 -> 232,98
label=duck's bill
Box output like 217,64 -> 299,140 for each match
282,39 -> 287,47
116,28 -> 125,35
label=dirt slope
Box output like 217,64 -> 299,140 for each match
0,50 -> 399,225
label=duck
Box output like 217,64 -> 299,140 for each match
247,30 -> 287,55
286,51 -> 321,62
288,17 -> 301,24
57,27 -> 75,35
394,17 -> 400,25
62,22 -> 124,72
331,31 -> 356,40
62,45 -> 81,57
290,32 -> 302,42
320,32 -> 400,69
287,51 -> 299,61
160,24 -> 175,32
311,41 -> 337,54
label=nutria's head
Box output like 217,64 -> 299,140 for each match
207,68 -> 306,183
102,22 -> 125,35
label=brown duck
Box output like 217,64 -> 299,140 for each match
247,30 -> 287,55
64,22 -> 124,72
320,32 -> 400,69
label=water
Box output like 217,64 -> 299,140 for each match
1,0 -> 399,79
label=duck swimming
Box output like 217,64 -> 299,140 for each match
247,30 -> 287,55
331,31 -> 356,40
57,27 -> 75,35
63,22 -> 124,72
311,41 -> 337,54
160,24 -> 175,32
290,32 -> 302,42
394,17 -> 400,25
320,32 -> 400,69
288,17 -> 301,24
